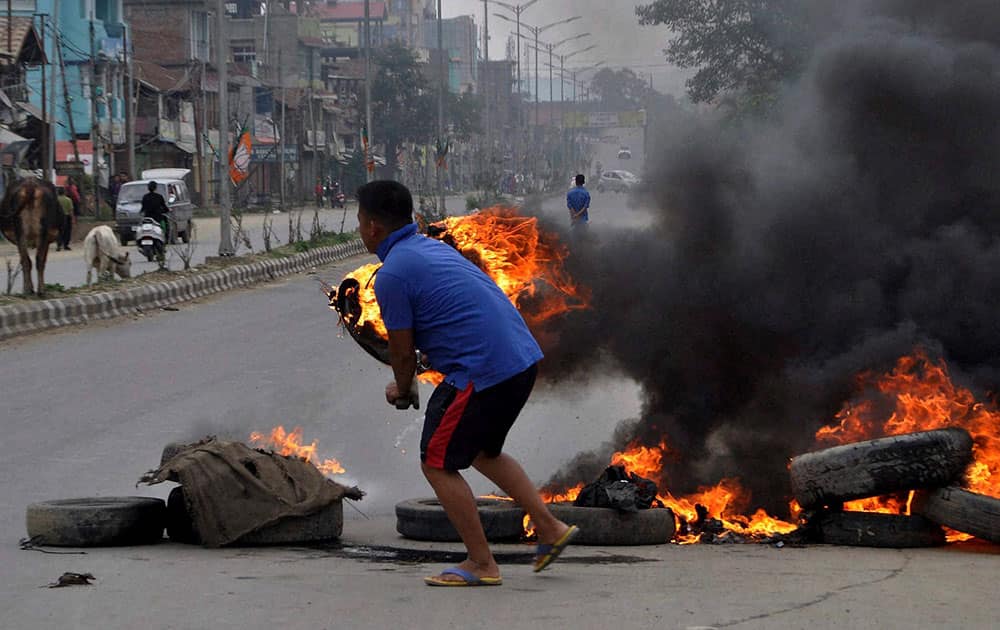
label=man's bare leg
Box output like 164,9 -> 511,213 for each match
473,452 -> 570,545
422,463 -> 501,582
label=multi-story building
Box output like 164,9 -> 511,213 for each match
422,14 -> 477,93
5,1 -> 127,182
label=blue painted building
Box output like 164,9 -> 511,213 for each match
11,0 -> 126,174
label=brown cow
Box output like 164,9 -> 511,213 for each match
0,178 -> 63,296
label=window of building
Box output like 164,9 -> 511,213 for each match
231,40 -> 256,65
191,11 -> 211,62
11,1 -> 36,11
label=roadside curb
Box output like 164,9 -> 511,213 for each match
0,240 -> 368,341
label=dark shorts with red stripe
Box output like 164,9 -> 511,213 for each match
420,364 -> 538,470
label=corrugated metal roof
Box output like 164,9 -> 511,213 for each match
0,17 -> 45,65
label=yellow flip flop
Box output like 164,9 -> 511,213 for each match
424,567 -> 503,587
533,525 -> 581,573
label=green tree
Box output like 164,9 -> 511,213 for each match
589,68 -> 652,111
636,0 -> 811,104
370,43 -> 483,177
371,43 -> 435,176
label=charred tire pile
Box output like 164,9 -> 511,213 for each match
811,511 -> 945,548
790,429 -> 980,547
546,503 -> 675,546
25,497 -> 166,547
395,498 -> 525,542
913,487 -> 1000,544
166,486 -> 344,546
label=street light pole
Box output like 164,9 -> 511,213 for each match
364,0 -> 373,183
436,0 -> 445,216
216,0 -> 233,255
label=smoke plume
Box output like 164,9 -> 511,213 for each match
540,0 -> 1000,512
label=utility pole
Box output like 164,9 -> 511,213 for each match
89,13 -> 101,216
55,28 -> 80,165
436,0 -> 444,216
482,0 -> 489,177
216,0 -> 234,256
278,49 -> 285,212
363,0 -> 373,183
47,5 -> 56,180
38,14 -> 47,180
124,24 -> 135,178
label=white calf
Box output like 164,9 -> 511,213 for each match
83,225 -> 132,284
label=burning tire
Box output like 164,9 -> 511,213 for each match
166,486 -> 344,546
809,510 -> 945,548
912,486 -> 1000,544
545,503 -> 675,546
790,428 -> 973,509
395,498 -> 525,542
25,497 -> 166,547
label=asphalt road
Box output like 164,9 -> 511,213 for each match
2,191 -> 999,628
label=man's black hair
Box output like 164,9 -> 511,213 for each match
575,174 -> 586,186
357,180 -> 413,228
147,181 -> 158,191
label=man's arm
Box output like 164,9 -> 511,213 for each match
386,328 -> 418,405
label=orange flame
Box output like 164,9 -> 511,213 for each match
338,207 -> 589,386
540,441 -> 797,542
248,426 -> 346,476
816,349 -> 998,499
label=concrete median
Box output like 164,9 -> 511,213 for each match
0,239 -> 368,341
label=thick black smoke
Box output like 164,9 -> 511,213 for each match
539,0 -> 1000,512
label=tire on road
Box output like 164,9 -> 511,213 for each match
395,498 -> 524,542
25,497 -> 166,547
912,486 -> 1000,544
790,428 -> 973,508
166,486 -> 201,544
809,510 -> 945,548
167,485 -> 344,546
180,222 -> 191,244
546,503 -> 675,546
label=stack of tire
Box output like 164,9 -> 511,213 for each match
790,428 -> 999,547
395,497 -> 676,545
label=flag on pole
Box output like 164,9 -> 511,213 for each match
229,125 -> 252,185
362,126 -> 375,174
435,137 -> 450,170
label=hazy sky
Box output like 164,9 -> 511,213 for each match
440,0 -> 690,96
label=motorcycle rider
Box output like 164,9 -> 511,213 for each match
140,180 -> 170,251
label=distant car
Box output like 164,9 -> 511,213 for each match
597,170 -> 639,193
115,168 -> 195,245
618,146 -> 632,160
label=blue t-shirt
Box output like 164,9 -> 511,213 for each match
374,224 -> 544,391
567,186 -> 590,223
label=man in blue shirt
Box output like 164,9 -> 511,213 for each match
357,180 -> 579,586
567,174 -> 591,232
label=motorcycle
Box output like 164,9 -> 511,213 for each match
333,191 -> 346,209
135,217 -> 166,262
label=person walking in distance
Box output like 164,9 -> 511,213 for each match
567,174 -> 591,235
56,186 -> 75,251
356,180 -> 579,587
315,179 -> 325,208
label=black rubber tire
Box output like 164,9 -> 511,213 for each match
166,486 -> 201,544
180,222 -> 191,244
790,428 -> 973,509
167,486 -> 343,546
546,503 -> 675,546
810,510 -> 945,548
25,497 -> 166,547
913,486 -> 1000,544
395,497 -> 525,542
